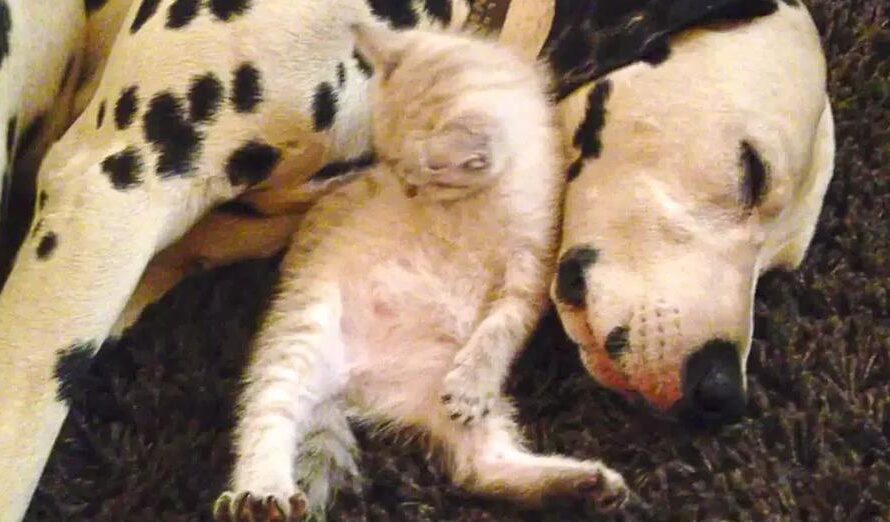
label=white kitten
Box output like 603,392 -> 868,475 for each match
214,22 -> 629,522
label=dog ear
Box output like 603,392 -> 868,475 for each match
421,112 -> 499,173
350,22 -> 406,80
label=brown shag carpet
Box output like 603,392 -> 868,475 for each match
24,1 -> 890,520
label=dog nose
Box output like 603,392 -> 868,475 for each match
678,339 -> 746,428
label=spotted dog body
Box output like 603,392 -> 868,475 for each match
0,1 -> 380,518
0,0 -> 831,519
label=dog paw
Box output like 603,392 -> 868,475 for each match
576,466 -> 631,513
440,363 -> 499,426
213,491 -> 307,522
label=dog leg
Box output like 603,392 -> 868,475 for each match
113,208 -> 301,335
0,154 -> 183,519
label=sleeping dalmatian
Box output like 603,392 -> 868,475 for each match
552,0 -> 835,425
0,0 -> 832,519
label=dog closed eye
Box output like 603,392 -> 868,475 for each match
739,140 -> 769,209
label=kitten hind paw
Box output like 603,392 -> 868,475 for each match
213,491 -> 307,522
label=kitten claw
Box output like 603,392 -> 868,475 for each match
576,468 -> 631,513
441,365 -> 498,427
213,491 -> 307,521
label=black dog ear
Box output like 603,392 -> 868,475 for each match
543,0 -> 780,101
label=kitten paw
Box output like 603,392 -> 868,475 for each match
576,466 -> 631,513
213,490 -> 307,522
440,364 -> 499,426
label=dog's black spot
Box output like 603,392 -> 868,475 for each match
641,40 -> 671,65
114,86 -> 139,130
5,115 -> 16,156
337,62 -> 346,87
208,0 -> 251,22
231,63 -> 262,113
310,151 -> 377,182
59,55 -> 76,92
131,0 -> 162,33
167,0 -> 201,29
555,245 -> 599,307
96,100 -> 106,128
101,147 -> 144,190
36,231 -> 58,259
53,342 -> 98,404
17,115 -> 45,157
781,0 -> 799,6
225,140 -> 281,187
143,91 -> 202,177
423,0 -> 452,25
0,1 -> 11,69
38,190 -> 47,210
572,81 -> 611,160
85,0 -> 110,14
566,159 -> 583,182
353,48 -> 374,77
605,326 -> 630,359
312,82 -> 337,131
188,72 -> 223,123
740,140 -> 769,209
214,199 -> 266,217
367,0 -> 418,28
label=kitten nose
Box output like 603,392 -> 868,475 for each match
678,339 -> 746,428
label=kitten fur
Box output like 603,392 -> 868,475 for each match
215,23 -> 630,521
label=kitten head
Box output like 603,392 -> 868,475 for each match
351,22 -> 552,202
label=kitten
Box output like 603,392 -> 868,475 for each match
214,22 -> 630,521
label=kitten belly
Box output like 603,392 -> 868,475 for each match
339,252 -> 490,423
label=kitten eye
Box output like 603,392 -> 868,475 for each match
461,156 -> 488,171
426,162 -> 448,172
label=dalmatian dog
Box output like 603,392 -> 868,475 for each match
0,0 -> 831,519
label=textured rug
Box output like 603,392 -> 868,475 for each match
24,0 -> 890,520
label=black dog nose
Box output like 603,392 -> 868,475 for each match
678,339 -> 746,428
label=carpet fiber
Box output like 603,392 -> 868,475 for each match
25,1 -> 890,520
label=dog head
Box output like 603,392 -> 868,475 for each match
551,2 -> 835,428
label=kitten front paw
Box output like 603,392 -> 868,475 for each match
440,363 -> 499,426
213,490 -> 307,522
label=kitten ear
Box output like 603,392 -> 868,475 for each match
422,113 -> 499,172
350,22 -> 407,80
